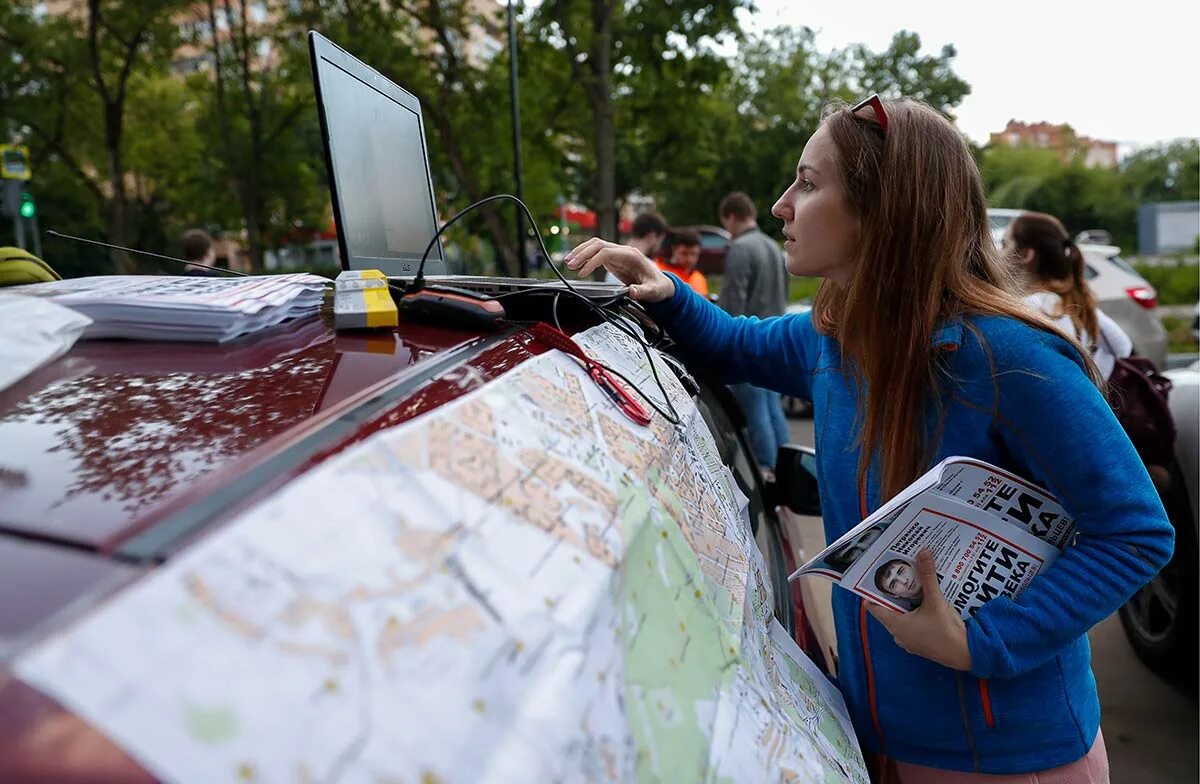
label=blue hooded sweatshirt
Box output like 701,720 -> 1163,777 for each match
647,275 -> 1174,774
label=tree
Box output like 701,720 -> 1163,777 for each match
852,31 -> 970,116
190,0 -> 321,270
979,144 -> 1134,249
538,0 -> 749,240
1122,140 -> 1200,204
656,28 -> 972,230
1,0 -> 188,271
286,0 -> 545,273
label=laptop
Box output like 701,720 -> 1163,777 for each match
308,32 -> 624,298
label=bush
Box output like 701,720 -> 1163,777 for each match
1133,261 -> 1200,306
1161,315 -> 1199,354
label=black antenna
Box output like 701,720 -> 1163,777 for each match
45,230 -> 252,277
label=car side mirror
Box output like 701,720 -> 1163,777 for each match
775,444 -> 821,516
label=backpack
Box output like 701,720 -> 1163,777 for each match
1100,329 -> 1176,467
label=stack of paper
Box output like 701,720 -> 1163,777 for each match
0,293 -> 93,392
11,274 -> 330,343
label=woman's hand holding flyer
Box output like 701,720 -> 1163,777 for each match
866,550 -> 972,671
790,456 -> 1072,626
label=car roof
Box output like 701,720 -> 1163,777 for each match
0,312 -> 527,628
0,315 -> 466,548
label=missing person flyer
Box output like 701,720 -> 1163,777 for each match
933,459 -> 1074,548
791,496 -> 1060,618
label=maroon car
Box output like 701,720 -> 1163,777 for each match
0,294 -> 820,780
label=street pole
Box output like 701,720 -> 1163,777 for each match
30,208 -> 41,259
4,180 -> 24,251
507,0 -> 527,277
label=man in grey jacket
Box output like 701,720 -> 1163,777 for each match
718,191 -> 790,476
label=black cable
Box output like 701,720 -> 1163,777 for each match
45,230 -> 261,278
406,193 -> 576,293
400,192 -> 683,427
549,283 -> 682,426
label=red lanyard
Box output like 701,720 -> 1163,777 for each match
531,322 -> 652,427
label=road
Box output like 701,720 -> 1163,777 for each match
783,416 -> 1199,782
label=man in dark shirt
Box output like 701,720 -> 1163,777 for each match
718,192 -> 790,477
181,229 -> 223,276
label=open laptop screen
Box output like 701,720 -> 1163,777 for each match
310,33 -> 447,276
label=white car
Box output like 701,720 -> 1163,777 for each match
1119,361 -> 1199,684
1078,243 -> 1169,369
987,207 -> 1025,248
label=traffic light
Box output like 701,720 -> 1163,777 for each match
18,191 -> 34,219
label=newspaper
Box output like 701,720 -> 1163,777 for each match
0,293 -> 92,392
10,274 -> 329,342
789,457 -> 1072,618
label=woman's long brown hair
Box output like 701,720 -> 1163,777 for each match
810,98 -> 1101,502
1009,211 -> 1101,345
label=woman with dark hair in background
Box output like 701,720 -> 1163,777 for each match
1004,212 -> 1132,381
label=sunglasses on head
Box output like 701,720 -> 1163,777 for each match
850,94 -> 889,135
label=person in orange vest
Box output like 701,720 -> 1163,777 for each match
655,229 -> 708,296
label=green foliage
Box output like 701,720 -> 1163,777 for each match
1161,315 -> 1199,354
655,28 -> 971,230
979,139 -> 1200,252
1133,261 -> 1200,306
0,1 -> 1186,282
708,272 -> 821,304
1122,140 -> 1200,204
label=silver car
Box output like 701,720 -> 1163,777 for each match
1079,243 -> 1168,369
1119,361 -> 1198,685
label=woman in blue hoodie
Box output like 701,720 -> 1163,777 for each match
566,96 -> 1173,782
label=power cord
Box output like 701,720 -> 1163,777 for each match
403,193 -> 682,426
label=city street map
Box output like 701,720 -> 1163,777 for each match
17,322 -> 868,784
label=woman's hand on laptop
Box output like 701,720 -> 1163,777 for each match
565,239 -> 674,303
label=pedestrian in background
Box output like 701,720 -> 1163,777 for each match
567,95 -> 1173,783
180,229 -> 221,276
718,191 -> 791,476
1005,210 -> 1176,489
628,211 -> 669,261
655,229 -> 708,296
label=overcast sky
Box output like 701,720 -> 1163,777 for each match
739,0 -> 1200,152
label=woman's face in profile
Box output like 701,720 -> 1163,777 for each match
880,561 -> 921,600
771,124 -> 860,286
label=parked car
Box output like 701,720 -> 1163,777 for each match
0,293 -> 818,778
1075,229 -> 1113,245
986,207 -> 1025,248
1118,361 -> 1199,685
1079,243 -> 1168,368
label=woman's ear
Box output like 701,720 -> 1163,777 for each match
1022,247 -> 1036,266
